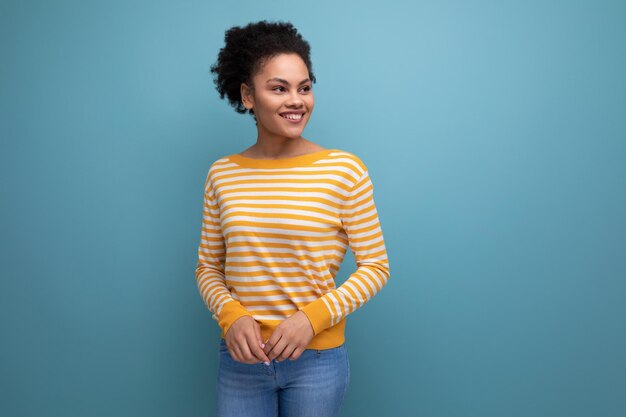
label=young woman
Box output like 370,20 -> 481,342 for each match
195,20 -> 391,417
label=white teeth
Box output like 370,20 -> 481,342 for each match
281,113 -> 303,120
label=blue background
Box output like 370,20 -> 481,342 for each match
2,1 -> 625,416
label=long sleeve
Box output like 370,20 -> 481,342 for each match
195,173 -> 253,338
300,169 -> 391,336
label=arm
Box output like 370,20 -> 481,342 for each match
300,170 -> 391,335
195,173 -> 253,337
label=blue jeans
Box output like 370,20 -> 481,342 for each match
216,338 -> 350,417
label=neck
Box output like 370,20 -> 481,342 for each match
252,124 -> 307,158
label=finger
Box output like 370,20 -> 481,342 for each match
247,335 -> 270,364
231,342 -> 243,363
249,324 -> 267,363
276,343 -> 297,362
268,337 -> 287,361
288,346 -> 305,361
263,333 -> 280,356
263,335 -> 278,359
237,340 -> 257,364
252,323 -> 265,350
234,340 -> 253,364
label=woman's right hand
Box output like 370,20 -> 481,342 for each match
224,316 -> 271,365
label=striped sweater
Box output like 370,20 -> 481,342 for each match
194,148 -> 390,349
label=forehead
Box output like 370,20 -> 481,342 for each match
254,53 -> 309,81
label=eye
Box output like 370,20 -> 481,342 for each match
272,86 -> 286,92
300,85 -> 312,93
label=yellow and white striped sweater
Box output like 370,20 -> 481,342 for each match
194,148 -> 390,349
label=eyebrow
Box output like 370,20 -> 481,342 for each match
266,77 -> 311,86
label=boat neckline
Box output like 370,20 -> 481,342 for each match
227,149 -> 337,168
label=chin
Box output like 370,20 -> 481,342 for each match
274,124 -> 306,138
282,130 -> 303,139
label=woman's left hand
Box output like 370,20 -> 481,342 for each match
263,310 -> 315,362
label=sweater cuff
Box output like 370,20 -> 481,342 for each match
300,296 -> 333,336
219,300 -> 253,338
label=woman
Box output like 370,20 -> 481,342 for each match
195,20 -> 391,417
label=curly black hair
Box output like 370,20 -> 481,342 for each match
210,20 -> 316,122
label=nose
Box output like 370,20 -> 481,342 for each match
286,91 -> 304,108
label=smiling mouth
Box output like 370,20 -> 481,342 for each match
280,112 -> 305,121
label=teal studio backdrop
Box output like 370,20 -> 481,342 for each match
1,1 -> 625,416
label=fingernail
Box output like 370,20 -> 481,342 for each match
261,343 -> 265,348
264,361 -> 270,366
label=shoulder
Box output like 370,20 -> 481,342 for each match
328,148 -> 369,177
201,153 -> 233,191
207,151 -> 238,175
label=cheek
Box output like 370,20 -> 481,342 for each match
255,94 -> 279,112
305,95 -> 314,110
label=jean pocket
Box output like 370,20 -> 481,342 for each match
218,338 -> 228,351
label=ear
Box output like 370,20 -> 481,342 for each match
241,82 -> 253,110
